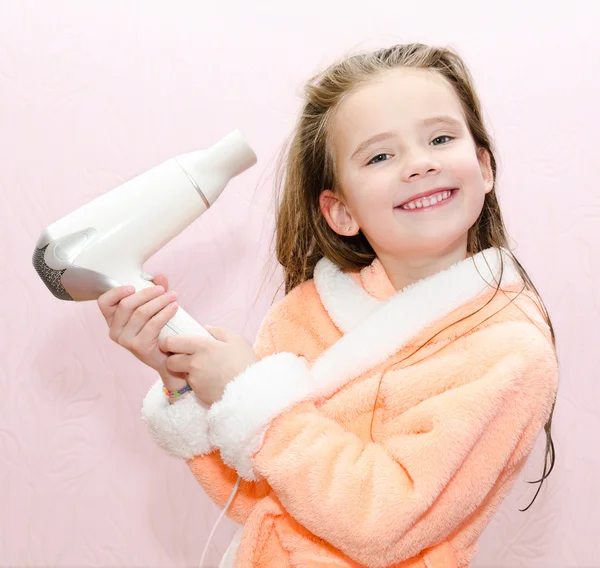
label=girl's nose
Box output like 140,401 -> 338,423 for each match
405,160 -> 440,182
401,148 -> 442,181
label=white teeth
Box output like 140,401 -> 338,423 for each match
401,190 -> 453,210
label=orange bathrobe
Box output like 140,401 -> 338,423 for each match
142,247 -> 558,568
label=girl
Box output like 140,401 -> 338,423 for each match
98,43 -> 559,568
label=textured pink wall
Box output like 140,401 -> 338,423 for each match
1,1 -> 597,566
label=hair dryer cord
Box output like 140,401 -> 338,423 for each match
199,475 -> 242,568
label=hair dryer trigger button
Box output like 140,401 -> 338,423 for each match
54,232 -> 89,260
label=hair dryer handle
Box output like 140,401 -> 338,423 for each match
158,305 -> 214,341
126,274 -> 214,341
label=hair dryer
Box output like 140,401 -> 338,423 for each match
32,130 -> 257,340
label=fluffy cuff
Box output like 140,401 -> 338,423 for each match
207,352 -> 313,481
141,379 -> 213,459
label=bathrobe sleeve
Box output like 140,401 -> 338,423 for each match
206,320 -> 558,567
140,313 -> 279,524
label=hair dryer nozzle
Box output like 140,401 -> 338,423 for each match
175,130 -> 257,207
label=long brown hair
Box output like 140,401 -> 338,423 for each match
269,42 -> 557,511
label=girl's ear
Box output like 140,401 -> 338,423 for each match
319,190 -> 359,236
478,148 -> 494,194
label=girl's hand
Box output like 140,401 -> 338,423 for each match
97,274 -> 188,391
160,326 -> 258,406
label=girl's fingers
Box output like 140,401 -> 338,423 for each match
143,301 -> 179,342
165,353 -> 187,373
109,286 -> 165,341
121,290 -> 177,339
97,286 -> 135,322
152,274 -> 169,292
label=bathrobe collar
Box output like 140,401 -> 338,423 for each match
314,247 -> 521,334
309,247 -> 524,391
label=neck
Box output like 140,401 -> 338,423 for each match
377,239 -> 470,292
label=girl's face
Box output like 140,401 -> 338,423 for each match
321,67 -> 494,261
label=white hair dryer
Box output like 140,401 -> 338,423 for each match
33,130 -> 257,340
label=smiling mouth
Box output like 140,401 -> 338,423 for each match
395,189 -> 458,211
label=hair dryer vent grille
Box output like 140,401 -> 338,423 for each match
33,245 -> 74,301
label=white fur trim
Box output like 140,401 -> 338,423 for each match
141,379 -> 213,459
207,353 -> 312,481
314,247 -> 520,334
310,247 -> 523,400
313,258 -> 380,332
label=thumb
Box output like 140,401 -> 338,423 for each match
152,273 -> 169,292
205,325 -> 234,342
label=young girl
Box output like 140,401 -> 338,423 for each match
98,43 -> 559,568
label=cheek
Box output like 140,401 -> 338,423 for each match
349,174 -> 392,212
449,149 -> 485,186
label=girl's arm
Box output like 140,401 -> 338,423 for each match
141,312 -> 279,524
206,320 -> 558,567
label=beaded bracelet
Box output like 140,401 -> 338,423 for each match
163,384 -> 192,398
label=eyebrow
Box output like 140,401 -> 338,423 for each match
350,115 -> 463,161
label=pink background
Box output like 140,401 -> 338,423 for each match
1,1 -> 598,566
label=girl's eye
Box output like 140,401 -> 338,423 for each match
367,153 -> 393,166
366,136 -> 454,165
432,135 -> 454,145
